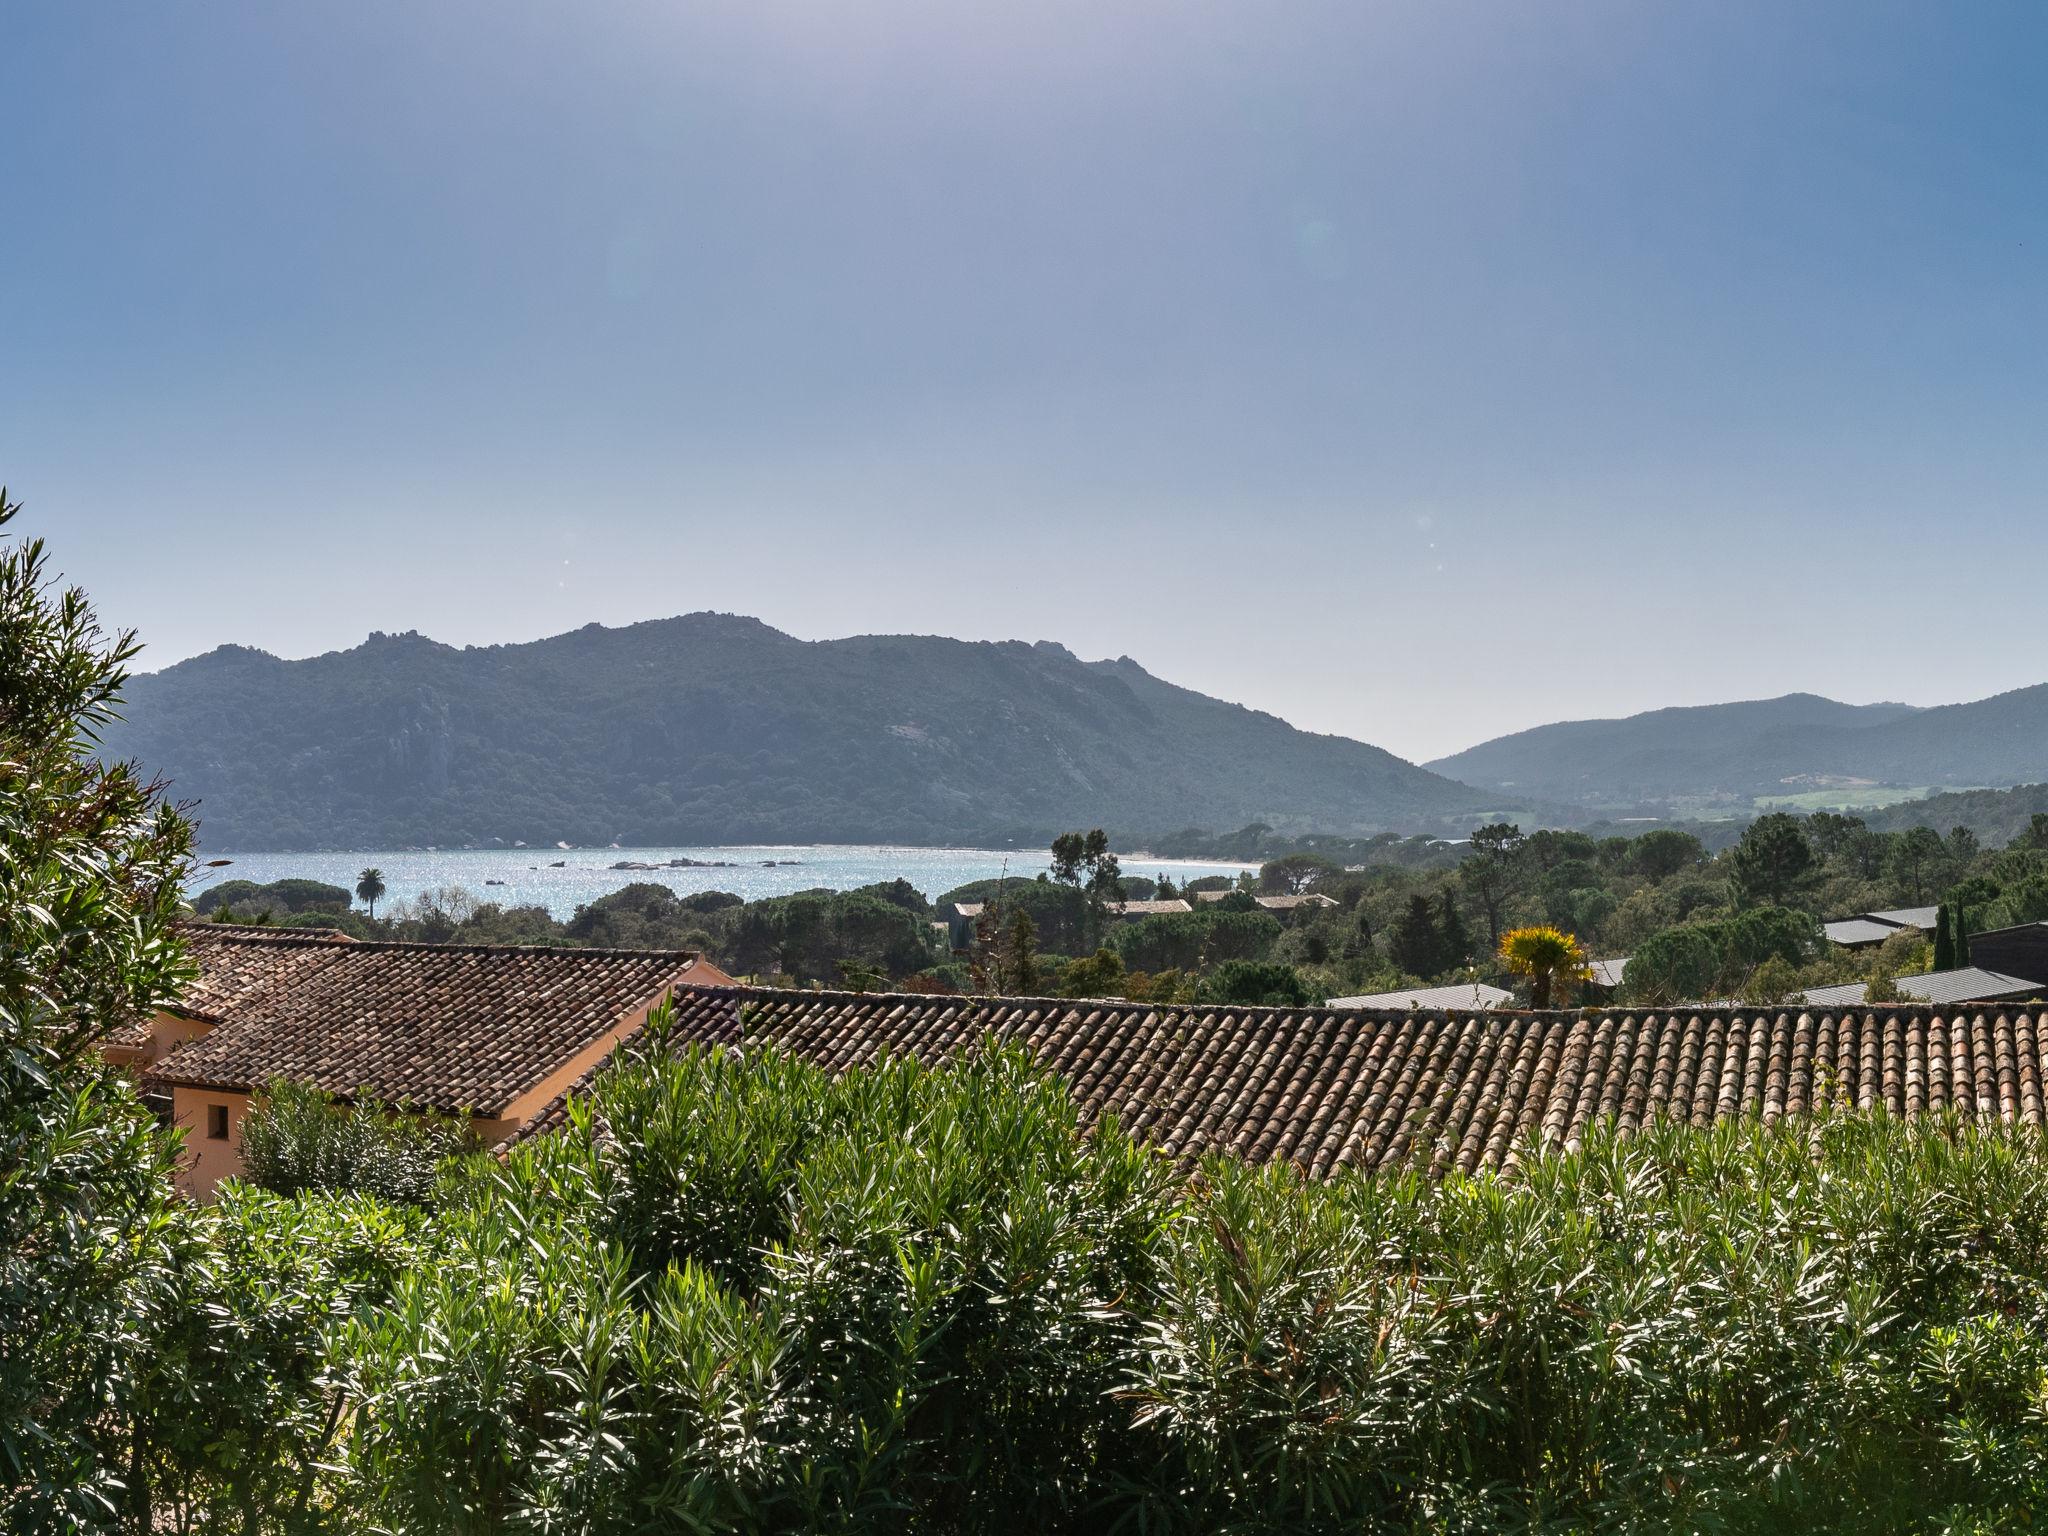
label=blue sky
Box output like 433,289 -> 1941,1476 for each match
6,2 -> 2045,761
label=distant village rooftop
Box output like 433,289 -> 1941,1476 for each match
1799,967 -> 2044,1009
1192,890 -> 1340,911
1589,958 -> 1630,991
1824,907 -> 1944,948
1324,981 -> 1515,1011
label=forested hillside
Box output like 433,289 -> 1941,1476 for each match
1430,686 -> 2048,813
100,616 -> 1508,849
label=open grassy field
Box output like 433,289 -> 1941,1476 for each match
1754,783 -> 1948,812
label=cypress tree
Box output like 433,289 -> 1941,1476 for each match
1953,902 -> 1971,970
1391,894 -> 1445,979
1932,902 -> 1955,972
1435,891 -> 1472,968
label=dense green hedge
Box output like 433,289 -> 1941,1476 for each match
99,1034 -> 2048,1533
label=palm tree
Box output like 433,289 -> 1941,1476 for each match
1498,924 -> 1590,1009
355,867 -> 387,920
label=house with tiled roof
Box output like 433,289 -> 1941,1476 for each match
121,924 -> 730,1195
1109,897 -> 1194,917
517,983 -> 2048,1180
1192,890 -> 1340,913
102,923 -> 361,1074
945,894 -> 1198,947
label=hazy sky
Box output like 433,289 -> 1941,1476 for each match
7,3 -> 2045,762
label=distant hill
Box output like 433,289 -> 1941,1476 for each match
100,615 -> 1511,850
1862,783 -> 2048,845
1427,687 -> 2048,814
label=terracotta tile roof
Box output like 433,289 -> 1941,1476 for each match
517,985 -> 2048,1177
168,923 -> 365,1023
1110,898 -> 1194,916
147,930 -> 716,1115
104,924 -> 360,1052
185,921 -> 357,942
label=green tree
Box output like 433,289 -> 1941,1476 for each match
1889,826 -> 1946,904
356,865 -> 387,919
1460,822 -> 1524,948
238,1079 -> 471,1206
1059,947 -> 1126,999
1741,954 -> 1802,1006
1197,959 -> 1311,1007
1260,853 -> 1339,895
1932,901 -> 1956,972
1730,812 -> 1816,908
1805,812 -> 1868,864
1050,829 -> 1123,947
1631,828 -> 1705,879
1434,891 -> 1472,968
1622,906 -> 1820,1005
1002,908 -> 1040,995
1523,829 -> 1598,873
1390,894 -> 1446,979
0,491 -> 197,1529
837,958 -> 886,993
1050,828 -> 1117,892
1947,825 -> 1981,869
1201,908 -> 1283,965
1113,911 -> 1208,974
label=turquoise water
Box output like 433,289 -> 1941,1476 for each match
201,845 -> 1256,920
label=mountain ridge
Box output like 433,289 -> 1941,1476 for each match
1428,688 -> 2048,813
101,613 -> 1513,850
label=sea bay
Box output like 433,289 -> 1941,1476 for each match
202,845 -> 1257,920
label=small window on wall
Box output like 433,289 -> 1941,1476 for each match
206,1104 -> 230,1140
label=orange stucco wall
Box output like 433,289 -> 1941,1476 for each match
151,1010 -> 213,1062
103,1010 -> 214,1075
171,1086 -> 252,1198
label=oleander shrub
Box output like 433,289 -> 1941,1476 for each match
131,1187 -> 433,1533
312,1039 -> 2048,1535
339,1040 -> 1177,1534
0,492 -> 198,1532
239,1078 -> 475,1207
